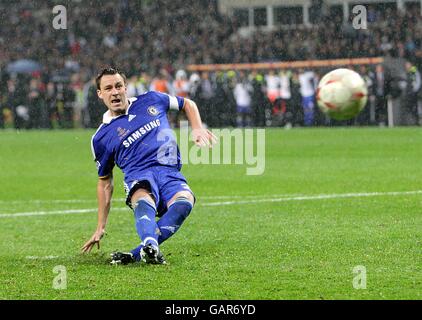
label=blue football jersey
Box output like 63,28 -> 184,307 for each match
91,91 -> 185,183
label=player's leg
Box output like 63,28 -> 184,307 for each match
130,188 -> 159,248
111,182 -> 162,265
157,190 -> 195,244
128,168 -> 195,264
130,187 -> 168,264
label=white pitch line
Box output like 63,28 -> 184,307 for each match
0,199 -> 100,205
200,190 -> 422,206
0,207 -> 127,218
0,193 -> 303,205
0,190 -> 421,218
26,255 -> 60,260
198,193 -> 304,200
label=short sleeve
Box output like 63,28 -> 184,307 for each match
91,135 -> 115,178
168,94 -> 185,111
153,91 -> 185,112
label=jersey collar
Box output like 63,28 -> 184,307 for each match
102,97 -> 137,124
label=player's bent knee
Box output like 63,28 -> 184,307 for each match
133,196 -> 156,210
131,189 -> 155,209
167,193 -> 194,221
168,191 -> 195,208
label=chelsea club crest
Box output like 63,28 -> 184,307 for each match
147,106 -> 158,116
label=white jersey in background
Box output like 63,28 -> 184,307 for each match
279,72 -> 291,100
233,82 -> 252,107
299,71 -> 317,97
265,73 -> 280,102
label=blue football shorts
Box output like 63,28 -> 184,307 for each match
124,165 -> 195,216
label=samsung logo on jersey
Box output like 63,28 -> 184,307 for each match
122,119 -> 161,148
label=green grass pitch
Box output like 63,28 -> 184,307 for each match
0,127 -> 420,299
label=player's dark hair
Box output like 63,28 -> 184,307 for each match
96,67 -> 127,90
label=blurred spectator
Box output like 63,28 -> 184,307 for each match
289,72 -> 304,126
189,73 -> 201,103
250,71 -> 269,127
150,69 -> 173,94
56,82 -> 75,129
127,74 -> 147,98
383,52 -> 408,125
173,70 -> 190,98
298,69 -> 318,126
139,72 -> 152,94
405,61 -> 421,124
0,71 -> 5,128
265,70 -> 280,105
172,69 -> 190,126
127,75 -> 138,98
6,78 -> 27,129
85,78 -> 104,128
27,77 -> 44,129
273,70 -> 293,127
213,71 -> 236,127
374,64 -> 387,125
233,71 -> 253,127
70,73 -> 85,128
44,81 -> 56,129
197,72 -> 216,127
356,65 -> 375,125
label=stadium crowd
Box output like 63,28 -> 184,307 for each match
0,0 -> 421,129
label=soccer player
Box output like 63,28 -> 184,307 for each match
81,67 -> 216,265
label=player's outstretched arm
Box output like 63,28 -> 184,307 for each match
183,98 -> 217,147
81,175 -> 114,253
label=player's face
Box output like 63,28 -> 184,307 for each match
97,74 -> 128,116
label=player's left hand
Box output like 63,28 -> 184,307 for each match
191,128 -> 217,148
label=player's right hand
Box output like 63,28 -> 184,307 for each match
191,128 -> 217,148
81,228 -> 105,253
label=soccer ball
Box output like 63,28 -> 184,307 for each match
316,68 -> 368,120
